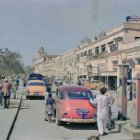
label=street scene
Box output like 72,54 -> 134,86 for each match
0,0 -> 140,140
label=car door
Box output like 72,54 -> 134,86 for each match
55,89 -> 64,120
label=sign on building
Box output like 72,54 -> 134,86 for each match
126,15 -> 140,22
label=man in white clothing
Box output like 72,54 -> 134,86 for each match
93,87 -> 111,136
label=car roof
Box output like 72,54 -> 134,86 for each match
58,85 -> 91,93
27,80 -> 45,83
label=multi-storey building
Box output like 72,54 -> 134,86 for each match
75,21 -> 140,89
34,19 -> 140,89
58,49 -> 77,83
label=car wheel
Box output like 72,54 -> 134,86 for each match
48,114 -> 51,123
56,112 -> 62,126
56,118 -> 62,126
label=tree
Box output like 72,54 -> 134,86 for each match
0,48 -> 24,79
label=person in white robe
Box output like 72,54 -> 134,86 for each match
93,87 -> 111,136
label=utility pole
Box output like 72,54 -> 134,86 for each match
118,52 -> 129,120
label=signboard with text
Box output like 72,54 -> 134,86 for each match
126,15 -> 140,22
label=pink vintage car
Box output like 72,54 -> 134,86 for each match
55,85 -> 96,126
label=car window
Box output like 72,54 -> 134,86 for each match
28,82 -> 45,86
67,91 -> 92,100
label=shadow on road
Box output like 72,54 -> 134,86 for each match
19,102 -> 30,110
8,101 -> 20,109
63,123 -> 98,130
27,96 -> 44,100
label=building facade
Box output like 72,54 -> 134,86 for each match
34,47 -> 59,82
34,20 -> 140,89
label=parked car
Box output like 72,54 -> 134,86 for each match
54,78 -> 63,85
26,80 -> 46,99
84,80 -> 105,89
55,85 -> 96,126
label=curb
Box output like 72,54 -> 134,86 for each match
6,93 -> 23,140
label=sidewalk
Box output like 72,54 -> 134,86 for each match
0,95 -> 22,140
99,100 -> 136,140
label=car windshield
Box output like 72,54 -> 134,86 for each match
56,79 -> 62,81
28,82 -> 44,86
67,91 -> 92,100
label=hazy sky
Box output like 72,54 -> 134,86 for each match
0,0 -> 140,65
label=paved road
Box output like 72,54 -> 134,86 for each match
10,96 -> 99,140
9,85 -> 132,140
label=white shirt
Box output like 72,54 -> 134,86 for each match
95,94 -> 111,120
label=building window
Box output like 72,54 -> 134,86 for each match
109,44 -> 117,52
44,58 -> 46,62
101,44 -> 106,53
88,49 -> 92,55
112,60 -> 118,67
81,52 -> 84,57
135,37 -> 140,40
95,47 -> 99,54
108,41 -> 113,45
137,59 -> 140,65
84,51 -> 87,56
77,54 -> 80,58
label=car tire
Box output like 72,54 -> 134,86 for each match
56,112 -> 63,126
56,118 -> 62,126
26,96 -> 28,99
48,114 -> 51,123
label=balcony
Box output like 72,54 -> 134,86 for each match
86,54 -> 99,60
98,52 -> 107,58
112,67 -> 118,72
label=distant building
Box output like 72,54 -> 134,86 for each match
34,47 -> 59,78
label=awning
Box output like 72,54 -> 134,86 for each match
92,71 -> 117,76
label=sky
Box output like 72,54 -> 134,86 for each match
0,0 -> 140,65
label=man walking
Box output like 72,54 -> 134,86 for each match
93,87 -> 111,136
2,79 -> 11,109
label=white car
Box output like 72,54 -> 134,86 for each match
54,78 -> 63,85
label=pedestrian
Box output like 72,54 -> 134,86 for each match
92,87 -> 111,136
45,88 -> 55,122
78,80 -> 81,86
11,79 -> 16,99
15,79 -> 19,88
2,79 -> 11,109
126,80 -> 132,101
0,84 -> 4,107
15,79 -> 19,98
105,89 -> 115,131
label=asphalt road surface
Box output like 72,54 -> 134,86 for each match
10,96 -> 99,140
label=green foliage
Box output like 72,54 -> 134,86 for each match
0,48 -> 24,78
24,65 -> 34,79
